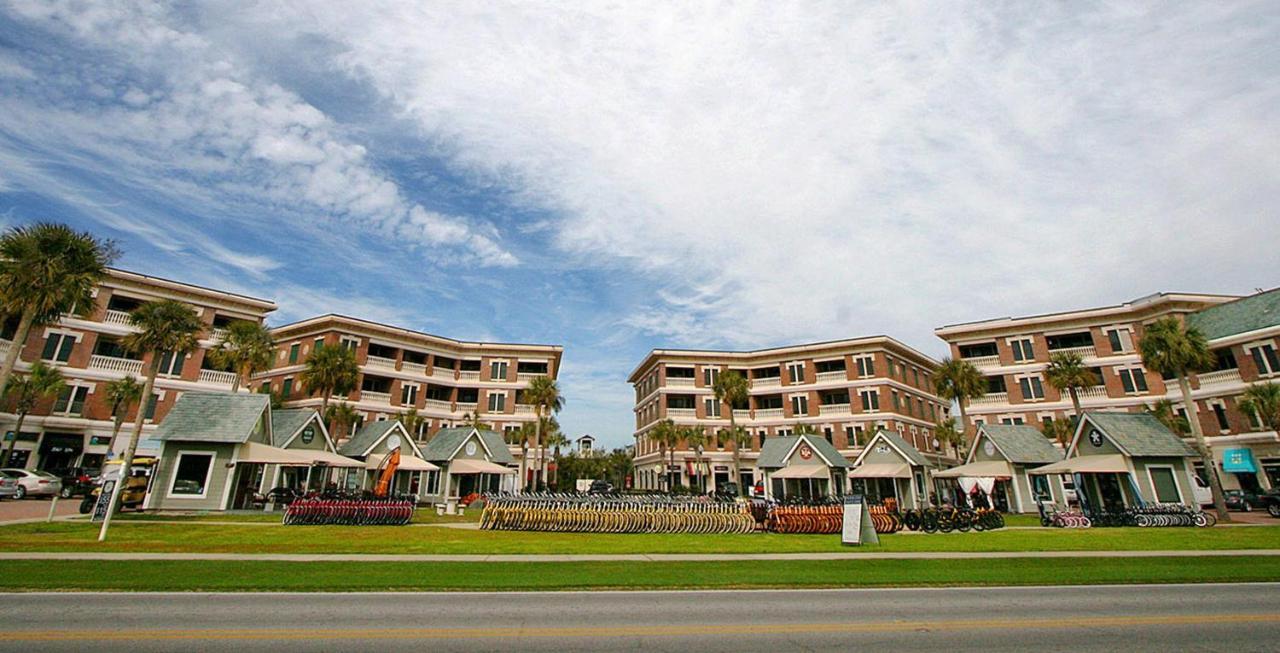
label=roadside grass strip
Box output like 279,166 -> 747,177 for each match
2,557 -> 1279,592
1,521 -> 1278,555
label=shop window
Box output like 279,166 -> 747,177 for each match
1148,467 -> 1182,503
42,332 -> 76,363
170,452 -> 214,496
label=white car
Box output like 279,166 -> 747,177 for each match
0,468 -> 63,499
1192,475 -> 1213,507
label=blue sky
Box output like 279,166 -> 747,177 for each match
1,2 -> 1277,449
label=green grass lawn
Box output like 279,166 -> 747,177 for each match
3,521 -> 1278,554
2,556 -> 1277,592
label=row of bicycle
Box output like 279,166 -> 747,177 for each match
282,498 -> 416,526
1037,503 -> 1217,528
479,495 -> 755,534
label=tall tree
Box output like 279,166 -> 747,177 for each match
1041,418 -> 1075,452
325,402 -> 359,440
933,357 -> 987,442
1146,399 -> 1190,436
1238,382 -> 1280,433
716,426 -> 752,494
544,428 -> 569,489
650,418 -> 678,491
100,300 -> 202,541
1045,351 -> 1096,421
934,418 -> 964,459
300,344 -> 359,432
682,426 -> 710,493
208,321 -> 274,393
711,370 -> 750,490
0,362 -> 65,467
102,375 -> 144,453
0,223 -> 115,401
1139,316 -> 1229,521
523,376 -> 564,490
397,407 -> 427,440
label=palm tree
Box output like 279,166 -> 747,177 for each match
792,423 -> 819,436
683,426 -> 710,493
208,321 -> 274,392
1146,399 -> 1190,436
460,411 -> 493,430
1139,316 -> 1228,521
0,222 -> 115,401
523,376 -> 564,491
1041,418 -> 1075,452
300,345 -> 359,432
934,418 -> 964,459
1045,351 -> 1096,421
0,362 -> 65,467
716,426 -> 752,495
711,370 -> 750,488
100,300 -> 203,541
325,402 -> 359,441
650,419 -> 678,491
545,429 -> 569,489
1238,382 -> 1280,433
934,357 -> 987,442
102,375 -> 144,452
397,407 -> 427,440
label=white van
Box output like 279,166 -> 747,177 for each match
1192,475 -> 1212,507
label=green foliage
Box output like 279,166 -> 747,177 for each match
712,370 -> 749,409
1238,382 -> 1280,432
300,344 -> 359,406
1045,351 -> 1096,413
1146,399 -> 1189,436
103,375 -> 144,418
1040,418 -> 1075,449
325,403 -> 359,439
123,300 -> 203,364
0,222 -> 116,326
1139,317 -> 1214,379
4,360 -> 66,415
208,321 -> 274,391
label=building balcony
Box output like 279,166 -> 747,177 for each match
1049,345 -> 1097,360
815,371 -> 847,383
197,369 -> 238,387
1073,385 -> 1109,400
401,361 -> 427,375
971,392 -> 1009,407
963,355 -> 1001,369
665,377 -> 695,388
1198,369 -> 1242,388
755,408 -> 784,419
89,355 -> 143,375
366,354 -> 397,371
515,404 -> 536,415
360,390 -> 392,404
667,408 -> 696,419
424,399 -> 452,412
732,409 -> 751,421
102,310 -> 134,327
458,371 -> 481,382
752,377 -> 781,389
209,327 -> 229,343
431,366 -> 454,379
516,372 -> 542,384
0,340 -> 9,360
819,403 -> 851,416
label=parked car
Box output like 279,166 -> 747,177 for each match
1224,489 -> 1269,512
51,467 -> 98,498
1255,489 -> 1280,518
1192,475 -> 1213,507
0,468 -> 63,499
0,475 -> 17,500
78,457 -> 157,514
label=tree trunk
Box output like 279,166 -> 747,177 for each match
321,390 -> 333,434
533,406 -> 544,491
0,309 -> 35,404
100,356 -> 160,541
1068,387 -> 1082,419
519,440 -> 529,493
231,363 -> 245,393
2,411 -> 29,468
729,411 -> 742,496
957,400 -> 971,443
1178,376 -> 1230,522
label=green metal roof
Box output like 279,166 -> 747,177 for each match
153,392 -> 270,444
1187,287 -> 1280,341
1080,412 -> 1197,457
419,427 -> 516,464
756,435 -> 850,469
871,430 -> 930,467
270,409 -> 317,447
976,424 -> 1062,464
338,421 -> 409,457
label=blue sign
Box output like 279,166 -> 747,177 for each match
1222,448 -> 1257,474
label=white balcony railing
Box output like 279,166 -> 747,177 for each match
970,392 -> 1009,406
456,401 -> 478,413
401,361 -> 427,375
197,369 -> 238,387
752,377 -> 781,389
665,377 -> 695,388
209,327 -> 229,343
366,355 -> 397,370
819,403 -> 851,416
103,310 -> 133,326
360,390 -> 392,404
89,355 -> 144,375
432,367 -> 455,379
0,340 -> 10,360
754,408 -> 784,419
516,372 -> 543,384
815,371 -> 847,383
666,408 -> 696,419
732,409 -> 752,421
458,371 -> 481,382
514,404 -> 536,415
1050,345 -> 1097,360
424,399 -> 452,412
1072,385 -> 1109,400
1197,369 -> 1243,388
964,355 -> 1001,369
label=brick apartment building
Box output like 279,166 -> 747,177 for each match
629,337 -> 949,493
0,268 -> 277,472
935,288 -> 1280,492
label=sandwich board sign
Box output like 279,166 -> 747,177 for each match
91,479 -> 116,523
841,494 -> 879,546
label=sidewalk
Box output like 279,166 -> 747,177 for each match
3,549 -> 1279,562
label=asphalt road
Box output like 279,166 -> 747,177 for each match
2,583 -> 1277,652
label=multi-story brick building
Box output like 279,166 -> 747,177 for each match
253,314 -> 563,461
935,288 -> 1280,491
0,268 -> 277,472
629,337 -> 948,493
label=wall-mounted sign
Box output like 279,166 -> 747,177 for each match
465,441 -> 477,456
387,434 -> 402,451
1088,430 -> 1104,448
875,444 -> 889,454
983,441 -> 996,457
798,444 -> 813,460
301,426 -> 315,445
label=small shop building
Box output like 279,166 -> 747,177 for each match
848,430 -> 931,509
419,427 -> 517,511
1029,411 -> 1200,512
934,424 -> 1063,513
336,420 -> 440,499
757,434 -> 851,500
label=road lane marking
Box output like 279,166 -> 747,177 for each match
8,613 -> 1280,641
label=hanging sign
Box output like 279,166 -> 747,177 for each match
841,494 -> 879,546
300,426 -> 315,445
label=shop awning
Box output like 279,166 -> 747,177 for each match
365,452 -> 440,472
237,442 -> 316,464
297,449 -> 365,468
449,459 -> 516,475
1028,454 -> 1129,475
771,465 -> 831,479
1223,448 -> 1258,473
933,460 -> 1015,479
849,463 -> 912,479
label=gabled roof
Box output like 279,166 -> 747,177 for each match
270,409 -> 315,447
1071,412 -> 1196,457
852,430 -> 930,467
419,427 -> 516,465
338,420 -> 421,458
153,392 -> 270,444
1186,287 -> 1280,341
972,424 -> 1062,465
757,435 -> 850,469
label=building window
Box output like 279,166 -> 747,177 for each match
490,360 -> 509,380
1018,376 -> 1045,401
1148,467 -> 1182,504
1212,403 -> 1230,432
488,391 -> 506,412
1107,329 -> 1134,354
144,393 -> 160,421
260,382 -> 271,394
859,390 -> 880,412
1118,368 -> 1149,394
52,385 -> 90,416
786,362 -> 805,384
790,394 -> 809,416
1010,338 -> 1034,362
402,384 -> 418,406
1249,344 -> 1280,376
157,351 -> 185,377
1000,416 -> 1024,425
170,452 -> 214,497
855,356 -> 875,378
704,397 -> 721,418
891,391 -> 900,411
340,337 -> 359,351
288,343 -> 300,364
314,337 -> 325,351
703,367 -> 719,387
281,378 -> 293,398
42,332 -> 76,363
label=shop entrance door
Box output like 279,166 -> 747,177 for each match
230,463 -> 265,509
1095,473 -> 1126,512
36,433 -> 83,473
